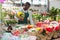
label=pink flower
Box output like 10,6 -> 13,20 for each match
0,0 -> 5,4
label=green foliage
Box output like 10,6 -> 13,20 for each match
49,7 -> 60,20
58,9 -> 60,15
8,14 -> 14,19
49,7 -> 58,16
32,13 -> 42,21
58,15 -> 60,20
0,11 -> 7,20
15,26 -> 20,28
36,14 -> 42,20
5,19 -> 17,25
41,29 -> 46,35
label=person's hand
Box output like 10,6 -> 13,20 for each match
17,15 -> 24,21
19,17 -> 24,21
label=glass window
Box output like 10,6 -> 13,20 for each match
22,0 -> 31,4
22,0 -> 47,5
33,0 -> 39,5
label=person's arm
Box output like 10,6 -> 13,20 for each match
13,10 -> 19,22
29,11 -> 34,25
14,8 -> 23,21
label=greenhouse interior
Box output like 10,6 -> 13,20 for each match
0,0 -> 60,40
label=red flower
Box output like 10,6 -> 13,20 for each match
55,26 -> 60,31
13,30 -> 20,36
27,25 -> 33,29
36,22 -> 43,27
27,27 -> 32,29
46,27 -> 54,32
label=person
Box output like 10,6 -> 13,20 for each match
15,2 -> 34,25
22,3 -> 25,7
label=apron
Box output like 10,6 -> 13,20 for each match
18,11 -> 29,24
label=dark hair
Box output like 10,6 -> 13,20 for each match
25,2 -> 31,6
22,3 -> 25,6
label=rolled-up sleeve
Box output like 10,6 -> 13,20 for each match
29,11 -> 34,25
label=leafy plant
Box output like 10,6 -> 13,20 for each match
5,19 -> 17,25
15,26 -> 20,28
49,7 -> 59,20
32,13 -> 42,21
36,14 -> 42,21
